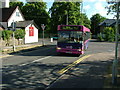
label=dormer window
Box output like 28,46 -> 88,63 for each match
16,12 -> 20,17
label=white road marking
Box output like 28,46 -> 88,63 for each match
32,56 -> 52,63
20,56 -> 52,66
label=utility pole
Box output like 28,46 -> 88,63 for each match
66,13 -> 68,25
80,2 -> 83,25
41,24 -> 45,46
112,0 -> 119,85
12,20 -> 16,51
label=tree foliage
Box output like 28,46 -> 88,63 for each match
49,1 -> 90,33
103,27 -> 115,42
14,29 -> 25,40
2,30 -> 13,41
97,27 -> 115,42
10,1 -> 24,9
22,1 -> 50,33
90,13 -> 106,35
81,13 -> 91,29
2,30 -> 13,46
106,2 -> 120,15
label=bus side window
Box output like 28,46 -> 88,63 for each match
84,32 -> 90,41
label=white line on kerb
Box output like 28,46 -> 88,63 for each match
20,56 -> 52,66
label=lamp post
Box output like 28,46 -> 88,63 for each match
12,20 -> 16,51
41,24 -> 45,46
80,1 -> 83,25
107,0 -> 120,85
112,0 -> 119,85
66,13 -> 68,25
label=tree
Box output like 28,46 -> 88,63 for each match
22,1 -> 50,34
49,1 -> 87,33
90,13 -> 106,35
106,1 -> 120,15
9,1 -> 24,9
81,13 -> 91,29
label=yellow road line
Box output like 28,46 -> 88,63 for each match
58,55 -> 92,75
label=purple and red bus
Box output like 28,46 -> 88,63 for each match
56,25 -> 91,55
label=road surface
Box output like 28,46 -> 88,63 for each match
1,40 -> 115,89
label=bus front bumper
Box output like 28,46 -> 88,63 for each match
56,48 -> 84,55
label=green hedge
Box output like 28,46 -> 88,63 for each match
2,30 -> 13,41
97,27 -> 115,42
2,30 -> 13,46
1,29 -> 25,46
103,27 -> 115,42
14,29 -> 25,40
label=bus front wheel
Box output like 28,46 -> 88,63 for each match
84,45 -> 88,51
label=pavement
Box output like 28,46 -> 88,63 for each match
46,52 -> 115,89
0,42 -> 42,58
1,38 -> 54,58
1,39 -> 119,89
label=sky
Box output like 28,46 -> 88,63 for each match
20,0 -> 115,19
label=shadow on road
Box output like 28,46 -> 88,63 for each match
2,58 -> 113,89
2,62 -> 73,89
48,59 -> 113,88
8,45 -> 80,57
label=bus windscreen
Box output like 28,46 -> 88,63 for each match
58,31 -> 83,43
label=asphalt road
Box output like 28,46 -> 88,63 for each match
1,40 -> 115,89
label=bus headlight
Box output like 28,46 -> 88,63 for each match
78,49 -> 81,51
57,47 -> 61,50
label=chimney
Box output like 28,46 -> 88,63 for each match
5,0 -> 9,8
2,0 -> 9,8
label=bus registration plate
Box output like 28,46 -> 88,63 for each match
66,51 -> 72,54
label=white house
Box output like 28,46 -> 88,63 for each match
0,5 -> 39,44
15,20 -> 39,43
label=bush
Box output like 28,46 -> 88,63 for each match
97,33 -> 104,41
15,29 -> 25,39
2,30 -> 13,46
14,29 -> 25,45
103,27 -> 115,42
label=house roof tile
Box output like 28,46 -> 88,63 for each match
99,19 -> 120,27
9,20 -> 39,29
0,7 -> 17,22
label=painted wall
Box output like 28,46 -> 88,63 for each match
25,24 -> 38,44
8,7 -> 24,27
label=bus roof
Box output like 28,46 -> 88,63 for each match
57,25 -> 90,32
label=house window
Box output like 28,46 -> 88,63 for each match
16,12 -> 20,17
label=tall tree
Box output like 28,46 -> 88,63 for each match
90,13 -> 106,35
106,1 -> 120,15
22,0 -> 50,33
10,1 -> 24,9
9,0 -> 24,9
49,1 -> 81,33
81,13 -> 91,29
